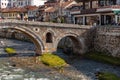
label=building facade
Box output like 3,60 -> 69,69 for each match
0,0 -> 10,8
71,0 -> 120,25
0,0 -> 45,9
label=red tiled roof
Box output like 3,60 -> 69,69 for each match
25,6 -> 38,11
1,7 -> 27,13
66,4 -> 80,9
60,1 -> 73,8
1,6 -> 39,13
59,0 -> 77,9
45,7 -> 56,12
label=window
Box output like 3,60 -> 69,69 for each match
26,1 -> 27,5
21,2 -> 23,6
46,32 -> 53,43
28,1 -> 30,5
8,3 -> 11,6
85,2 -> 90,9
92,1 -> 98,8
99,0 -> 114,6
13,13 -> 14,16
19,2 -> 20,5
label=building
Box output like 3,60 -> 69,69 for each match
71,0 -> 120,25
59,0 -> 77,23
0,0 -> 46,9
31,0 -> 47,6
67,4 -> 82,23
43,0 -> 77,23
26,6 -> 39,21
44,6 -> 58,22
0,0 -> 11,8
1,7 -> 27,20
16,0 -> 31,7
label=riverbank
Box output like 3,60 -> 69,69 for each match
0,38 -> 120,80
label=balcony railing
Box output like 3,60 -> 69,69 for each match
97,5 -> 120,12
81,8 -> 97,14
98,5 -> 120,9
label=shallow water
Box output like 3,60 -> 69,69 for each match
0,38 -> 120,80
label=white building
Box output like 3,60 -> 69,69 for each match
17,0 -> 31,7
0,0 -> 46,8
31,0 -> 47,6
117,0 -> 120,4
0,0 -> 10,8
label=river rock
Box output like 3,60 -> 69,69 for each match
3,71 -> 11,74
2,74 -> 23,80
12,68 -> 24,73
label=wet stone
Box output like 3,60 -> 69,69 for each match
11,64 -> 16,67
12,68 -> 24,73
1,74 -> 23,80
0,38 -> 119,80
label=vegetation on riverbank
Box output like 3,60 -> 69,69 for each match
41,53 -> 66,69
84,52 -> 120,66
97,72 -> 120,80
5,47 -> 16,56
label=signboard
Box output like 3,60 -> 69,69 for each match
113,10 -> 120,15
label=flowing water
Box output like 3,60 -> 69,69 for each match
0,38 -> 120,80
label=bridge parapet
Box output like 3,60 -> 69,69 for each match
0,19 -> 92,29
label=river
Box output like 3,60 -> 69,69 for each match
0,38 -> 120,80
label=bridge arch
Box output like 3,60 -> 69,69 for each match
1,26 -> 44,55
56,33 -> 86,55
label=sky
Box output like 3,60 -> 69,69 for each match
33,0 -> 47,6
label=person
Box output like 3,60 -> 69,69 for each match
1,41 -> 5,46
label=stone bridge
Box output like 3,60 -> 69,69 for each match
0,20 -> 93,55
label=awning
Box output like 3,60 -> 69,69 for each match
113,10 -> 120,15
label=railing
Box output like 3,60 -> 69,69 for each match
98,5 -> 120,9
81,8 -> 97,14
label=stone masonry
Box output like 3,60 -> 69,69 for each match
0,20 -> 92,55
94,26 -> 120,57
0,20 -> 119,57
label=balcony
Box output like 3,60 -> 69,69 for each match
70,10 -> 81,15
97,5 -> 120,12
81,8 -> 97,14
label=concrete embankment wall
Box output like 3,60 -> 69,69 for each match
94,26 -> 120,57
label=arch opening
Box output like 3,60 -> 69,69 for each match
57,35 -> 85,56
46,32 -> 53,43
0,27 -> 44,56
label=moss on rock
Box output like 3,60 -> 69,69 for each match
41,53 -> 66,69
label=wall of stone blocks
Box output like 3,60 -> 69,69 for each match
94,26 -> 120,57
